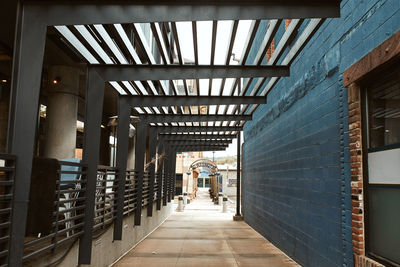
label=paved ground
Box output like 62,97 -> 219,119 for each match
113,189 -> 299,267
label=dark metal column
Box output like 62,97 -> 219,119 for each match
134,121 -> 146,225
7,5 -> 47,266
79,69 -> 105,264
113,97 -> 131,240
167,149 -> 173,202
235,132 -> 242,217
147,127 -> 157,216
162,143 -> 168,206
156,138 -> 163,210
171,150 -> 177,198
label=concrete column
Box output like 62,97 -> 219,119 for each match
99,127 -> 111,165
43,66 -> 80,159
127,135 -> 136,169
0,82 -> 10,152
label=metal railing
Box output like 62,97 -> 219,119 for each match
17,162 -> 168,263
93,166 -> 118,232
0,154 -> 16,266
142,171 -> 150,207
124,170 -> 137,216
154,172 -> 160,201
23,160 -> 87,262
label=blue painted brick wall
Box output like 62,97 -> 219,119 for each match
242,1 -> 400,266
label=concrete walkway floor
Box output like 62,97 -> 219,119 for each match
113,189 -> 299,267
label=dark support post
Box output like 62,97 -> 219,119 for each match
79,69 -> 105,264
147,127 -> 157,216
113,97 -> 131,240
134,121 -> 146,225
171,150 -> 177,198
167,149 -> 173,202
156,139 -> 163,210
7,5 -> 47,266
235,132 -> 242,218
162,143 -> 168,206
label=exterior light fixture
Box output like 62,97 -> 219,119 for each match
53,76 -> 61,84
101,125 -> 106,129
186,171 -> 191,175
1,79 -> 7,83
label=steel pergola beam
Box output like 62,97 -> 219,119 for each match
158,134 -> 237,139
141,114 -> 251,123
165,139 -> 233,143
122,95 -> 265,107
173,146 -> 228,152
153,126 -> 242,133
26,1 -> 340,26
165,140 -> 231,146
91,65 -> 290,81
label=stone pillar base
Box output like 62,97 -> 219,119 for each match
233,215 -> 243,221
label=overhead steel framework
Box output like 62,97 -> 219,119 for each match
6,0 -> 341,266
91,64 -> 290,81
152,126 -> 243,133
121,95 -> 267,107
140,114 -> 251,123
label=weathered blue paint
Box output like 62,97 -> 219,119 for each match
242,1 -> 400,266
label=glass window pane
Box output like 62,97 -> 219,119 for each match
368,186 -> 400,264
367,64 -> 400,149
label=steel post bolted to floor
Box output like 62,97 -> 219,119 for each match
235,131 -> 242,219
113,97 -> 131,240
147,127 -> 157,216
167,148 -> 174,203
162,142 -> 169,206
79,69 -> 106,264
134,121 -> 146,226
7,4 -> 47,266
156,138 -> 164,210
172,150 -> 177,198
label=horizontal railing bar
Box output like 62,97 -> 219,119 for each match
0,167 -> 15,172
0,222 -> 10,229
0,181 -> 14,186
59,161 -> 87,167
0,208 -> 11,215
23,231 -> 83,261
56,180 -> 86,184
56,197 -> 86,204
0,195 -> 13,201
53,205 -> 85,215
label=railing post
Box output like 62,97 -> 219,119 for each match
147,127 -> 157,216
113,97 -> 131,240
79,68 -> 105,264
134,121 -> 146,225
7,5 -> 47,266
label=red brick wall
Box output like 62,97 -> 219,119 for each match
348,83 -> 365,256
347,84 -> 384,267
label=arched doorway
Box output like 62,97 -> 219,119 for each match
187,159 -> 220,197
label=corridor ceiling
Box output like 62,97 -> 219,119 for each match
19,0 -> 341,147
